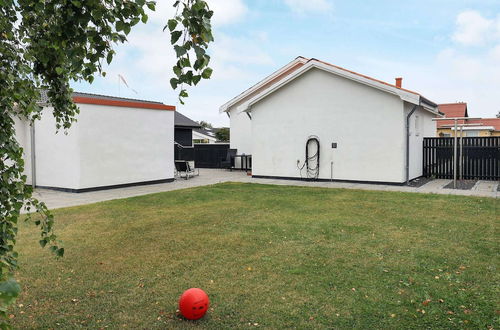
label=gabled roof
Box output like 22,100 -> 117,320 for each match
221,57 -> 439,115
436,103 -> 468,128
193,128 -> 218,141
219,56 -> 308,113
174,111 -> 201,128
72,92 -> 175,111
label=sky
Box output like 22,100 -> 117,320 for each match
73,0 -> 500,126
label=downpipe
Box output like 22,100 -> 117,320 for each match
405,105 -> 418,185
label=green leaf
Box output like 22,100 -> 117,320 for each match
201,67 -> 213,79
192,75 -> 201,85
55,67 -> 64,75
173,66 -> 182,77
146,1 -> 156,11
170,78 -> 178,89
116,21 -> 125,32
171,31 -> 182,44
174,45 -> 187,57
56,248 -> 65,257
0,278 -> 21,306
106,51 -> 114,65
167,19 -> 178,32
123,24 -> 131,35
180,57 -> 191,68
141,14 -> 148,24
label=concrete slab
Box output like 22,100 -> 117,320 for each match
30,170 -> 498,212
473,180 -> 499,192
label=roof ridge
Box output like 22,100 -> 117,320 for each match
438,102 -> 467,106
72,91 -> 166,105
311,59 -> 421,96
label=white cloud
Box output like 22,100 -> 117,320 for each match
452,10 -> 500,46
283,0 -> 333,14
208,0 -> 248,26
490,44 -> 500,60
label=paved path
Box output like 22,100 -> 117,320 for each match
32,169 -> 498,211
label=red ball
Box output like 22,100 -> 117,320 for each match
178,288 -> 209,320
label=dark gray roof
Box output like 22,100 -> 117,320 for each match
72,92 -> 166,105
194,127 -> 217,138
175,111 -> 201,128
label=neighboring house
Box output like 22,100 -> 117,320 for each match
220,56 -> 440,184
193,127 -> 218,144
192,127 -> 229,144
174,111 -> 202,147
15,92 -> 175,192
437,103 -> 500,137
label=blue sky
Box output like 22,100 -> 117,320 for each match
73,0 -> 500,126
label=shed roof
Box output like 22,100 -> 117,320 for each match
72,92 -> 175,111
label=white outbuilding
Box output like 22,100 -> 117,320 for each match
15,92 -> 175,192
220,57 -> 441,184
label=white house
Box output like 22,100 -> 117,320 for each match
15,92 -> 175,192
192,128 -> 218,144
220,57 -> 441,184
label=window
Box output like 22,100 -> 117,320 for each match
441,133 -> 451,137
465,131 -> 479,137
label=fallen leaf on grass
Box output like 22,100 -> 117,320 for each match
390,314 -> 396,318
422,299 -> 431,306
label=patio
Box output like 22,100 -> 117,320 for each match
32,169 -> 498,211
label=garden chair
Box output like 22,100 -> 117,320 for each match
219,149 -> 237,170
175,160 -> 199,180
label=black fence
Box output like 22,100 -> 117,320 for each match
175,143 -> 229,168
423,137 -> 500,180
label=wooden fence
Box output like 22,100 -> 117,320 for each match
174,143 -> 229,168
423,137 -> 499,180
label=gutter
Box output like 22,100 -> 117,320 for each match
405,104 -> 418,185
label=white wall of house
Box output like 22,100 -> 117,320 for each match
15,103 -> 174,190
405,102 -> 437,180
229,106 -> 252,153
249,68 -> 410,183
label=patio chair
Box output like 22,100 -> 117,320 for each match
175,160 -> 199,180
219,149 -> 237,170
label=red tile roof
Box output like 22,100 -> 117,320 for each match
467,118 -> 500,130
437,103 -> 468,127
437,102 -> 500,131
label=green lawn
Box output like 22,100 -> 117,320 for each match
12,183 -> 499,328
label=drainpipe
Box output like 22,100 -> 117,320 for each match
30,121 -> 36,188
405,104 -> 418,185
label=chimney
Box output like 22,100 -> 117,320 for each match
395,77 -> 402,88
